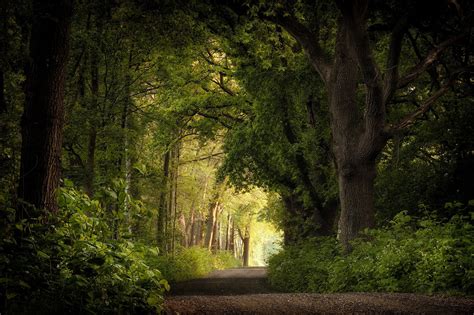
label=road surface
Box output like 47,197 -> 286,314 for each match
164,267 -> 474,314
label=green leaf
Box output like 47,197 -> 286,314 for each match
37,250 -> 50,260
160,279 -> 170,291
7,293 -> 17,300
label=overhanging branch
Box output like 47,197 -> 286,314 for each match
390,79 -> 454,132
397,34 -> 465,89
268,14 -> 332,83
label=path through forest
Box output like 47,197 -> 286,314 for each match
164,267 -> 474,314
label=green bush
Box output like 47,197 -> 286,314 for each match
268,237 -> 339,292
1,186 -> 168,314
155,247 -> 240,282
268,209 -> 474,295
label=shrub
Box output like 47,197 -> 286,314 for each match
1,186 -> 168,314
268,208 -> 474,295
268,237 -> 339,292
155,247 -> 240,282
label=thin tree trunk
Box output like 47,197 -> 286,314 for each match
242,236 -> 250,267
214,220 -> 219,251
85,49 -> 98,197
157,151 -> 170,249
0,70 -> 6,113
205,199 -> 218,251
230,219 -> 235,254
195,216 -> 203,246
179,213 -> 187,246
188,205 -> 195,247
122,50 -> 134,232
171,143 -> 180,255
225,214 -> 231,250
0,2 -> 7,114
238,228 -> 250,267
166,147 -> 175,253
17,0 -> 73,215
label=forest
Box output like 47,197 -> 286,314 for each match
0,0 -> 473,314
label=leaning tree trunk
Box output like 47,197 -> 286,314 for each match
17,0 -> 73,215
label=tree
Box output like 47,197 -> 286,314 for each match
17,0 -> 73,215
217,0 -> 470,249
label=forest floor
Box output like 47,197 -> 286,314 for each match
164,267 -> 474,314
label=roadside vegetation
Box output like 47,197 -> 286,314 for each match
269,206 -> 473,295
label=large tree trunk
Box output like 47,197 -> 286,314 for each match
17,0 -> 73,215
328,11 -> 386,250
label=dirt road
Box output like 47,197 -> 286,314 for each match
164,267 -> 474,314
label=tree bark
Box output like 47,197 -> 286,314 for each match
242,236 -> 249,267
17,0 -> 73,215
157,150 -> 170,249
171,143 -> 180,255
195,215 -> 203,246
187,204 -> 195,247
238,228 -> 250,267
225,214 -> 231,250
229,219 -> 235,254
85,49 -> 99,197
205,197 -> 219,251
0,70 -> 6,113
328,4 -> 388,250
336,162 -> 376,249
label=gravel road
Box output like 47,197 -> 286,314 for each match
164,267 -> 474,314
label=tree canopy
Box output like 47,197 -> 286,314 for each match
0,0 -> 472,313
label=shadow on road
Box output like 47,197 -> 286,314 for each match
168,267 -> 275,296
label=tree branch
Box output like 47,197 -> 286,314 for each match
390,79 -> 454,132
268,14 -> 331,83
179,152 -> 225,165
397,34 -> 465,89
383,15 -> 409,105
338,0 -> 385,144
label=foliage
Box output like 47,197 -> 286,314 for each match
376,99 -> 474,222
1,186 -> 168,314
268,207 -> 474,295
154,247 -> 240,282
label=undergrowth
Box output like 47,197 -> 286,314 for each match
0,185 -> 238,314
155,247 -> 241,282
268,207 -> 474,295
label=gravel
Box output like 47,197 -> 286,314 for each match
164,268 -> 474,314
